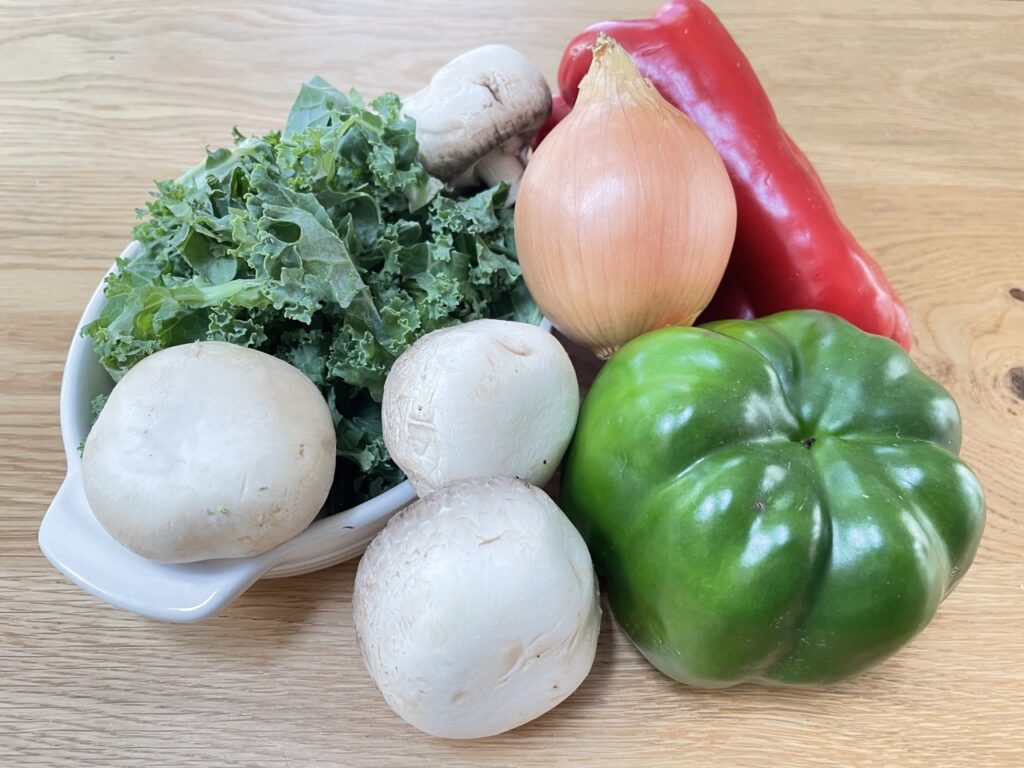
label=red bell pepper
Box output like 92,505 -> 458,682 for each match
531,94 -> 571,150
555,0 -> 912,349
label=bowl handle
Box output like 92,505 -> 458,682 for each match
39,472 -> 271,622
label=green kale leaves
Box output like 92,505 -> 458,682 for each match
84,77 -> 539,512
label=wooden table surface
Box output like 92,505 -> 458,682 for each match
2,1 -> 1022,765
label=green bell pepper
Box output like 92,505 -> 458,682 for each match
561,310 -> 985,687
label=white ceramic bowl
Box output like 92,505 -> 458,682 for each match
41,242 -> 546,622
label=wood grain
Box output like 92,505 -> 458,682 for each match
2,1 -> 1023,766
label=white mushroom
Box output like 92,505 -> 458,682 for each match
403,44 -> 551,204
382,319 -> 579,496
353,477 -> 601,739
82,341 -> 336,562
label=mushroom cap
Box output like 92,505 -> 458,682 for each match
382,319 -> 579,495
82,341 -> 336,562
353,477 -> 601,739
402,44 -> 552,182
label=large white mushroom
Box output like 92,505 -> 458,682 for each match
82,341 -> 336,562
353,477 -> 601,739
402,44 -> 551,204
381,319 -> 579,496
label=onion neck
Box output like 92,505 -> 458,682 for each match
575,34 -> 664,110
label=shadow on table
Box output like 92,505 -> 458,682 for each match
160,563 -> 356,659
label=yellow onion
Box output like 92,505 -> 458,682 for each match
514,35 -> 737,358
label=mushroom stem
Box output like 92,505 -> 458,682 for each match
475,150 -> 527,206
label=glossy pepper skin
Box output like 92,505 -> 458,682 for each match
561,311 -> 984,687
556,0 -> 913,350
